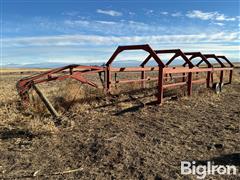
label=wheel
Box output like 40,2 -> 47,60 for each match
212,83 -> 220,94
220,83 -> 224,92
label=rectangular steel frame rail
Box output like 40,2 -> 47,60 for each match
104,44 -> 234,104
17,44 -> 234,109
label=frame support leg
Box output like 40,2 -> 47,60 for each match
105,66 -> 111,93
32,84 -> 59,118
229,70 -> 233,84
141,66 -> 145,89
207,71 -> 211,88
187,72 -> 193,96
157,67 -> 164,104
220,70 -> 224,84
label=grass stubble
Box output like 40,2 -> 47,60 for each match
0,68 -> 239,179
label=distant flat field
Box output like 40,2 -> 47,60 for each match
1,61 -> 239,72
233,62 -> 240,68
0,62 -> 239,75
0,68 -> 50,73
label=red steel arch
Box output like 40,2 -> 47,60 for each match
16,44 -> 234,117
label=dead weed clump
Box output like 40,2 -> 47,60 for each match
51,80 -> 104,113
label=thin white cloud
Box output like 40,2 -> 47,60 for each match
186,10 -> 236,21
214,22 -> 224,26
3,41 -> 239,64
171,12 -> 182,17
63,19 -> 166,35
96,9 -> 122,16
3,32 -> 239,48
160,12 -> 168,15
7,13 -> 236,38
95,21 -> 117,25
65,20 -> 90,26
186,10 -> 216,20
215,14 -> 235,21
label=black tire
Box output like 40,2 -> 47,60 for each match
220,83 -> 224,92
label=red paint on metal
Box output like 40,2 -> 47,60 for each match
16,44 -> 234,107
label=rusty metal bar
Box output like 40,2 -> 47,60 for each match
106,44 -> 165,67
187,72 -> 193,96
111,67 -> 159,72
220,70 -> 224,84
216,56 -> 234,67
163,81 -> 187,88
32,84 -> 59,118
184,52 -> 212,68
142,49 -> 195,67
164,67 -> 233,74
165,53 -> 179,66
110,66 -> 233,73
229,70 -> 233,84
16,44 -> 234,111
141,64 -> 146,88
157,67 -> 164,104
207,71 -> 211,88
203,54 -> 225,67
105,65 -> 111,93
192,79 -> 206,84
115,77 -> 158,84
217,56 -> 234,85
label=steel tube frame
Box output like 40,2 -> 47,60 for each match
17,44 -> 234,110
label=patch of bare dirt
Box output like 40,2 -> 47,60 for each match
0,69 -> 239,179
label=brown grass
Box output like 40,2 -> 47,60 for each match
0,68 -> 239,179
0,68 -> 50,73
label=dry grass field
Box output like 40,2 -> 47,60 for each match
0,68 -> 50,73
0,67 -> 239,179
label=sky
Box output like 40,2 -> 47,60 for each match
1,0 -> 240,65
